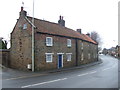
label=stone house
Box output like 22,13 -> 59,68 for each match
10,7 -> 98,71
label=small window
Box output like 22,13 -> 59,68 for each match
81,53 -> 84,61
66,53 -> 72,61
23,24 -> 27,30
81,43 -> 83,50
67,39 -> 71,47
88,53 -> 91,59
45,53 -> 54,62
46,37 -> 53,46
94,54 -> 96,58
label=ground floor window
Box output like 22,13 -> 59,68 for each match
88,53 -> 91,59
66,53 -> 72,61
81,53 -> 84,61
45,53 -> 54,62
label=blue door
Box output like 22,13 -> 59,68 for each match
58,55 -> 62,68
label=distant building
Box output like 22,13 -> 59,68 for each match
9,7 -> 98,71
116,45 -> 120,58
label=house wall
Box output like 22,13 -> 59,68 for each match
35,33 -> 76,71
10,17 -> 32,71
34,33 -> 98,71
77,40 -> 98,66
9,15 -> 98,71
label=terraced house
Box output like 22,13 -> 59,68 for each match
10,7 -> 98,71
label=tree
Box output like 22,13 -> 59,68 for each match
89,31 -> 102,52
0,37 -> 7,49
90,31 -> 102,45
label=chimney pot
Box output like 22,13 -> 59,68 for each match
19,7 -> 27,17
21,7 -> 23,11
62,16 -> 63,20
58,15 -> 65,27
60,16 -> 61,20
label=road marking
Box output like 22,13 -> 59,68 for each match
4,73 -> 47,81
102,67 -> 111,71
89,71 -> 97,74
21,78 -> 67,88
78,71 -> 97,77
78,73 -> 89,76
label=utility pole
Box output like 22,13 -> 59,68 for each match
32,0 -> 35,72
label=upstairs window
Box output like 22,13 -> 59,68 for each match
46,37 -> 53,46
81,42 -> 83,50
67,39 -> 71,47
23,24 -> 27,30
66,53 -> 72,61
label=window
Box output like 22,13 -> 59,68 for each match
94,54 -> 96,58
81,43 -> 83,50
88,53 -> 91,59
46,37 -> 53,46
66,53 -> 72,61
45,53 -> 54,62
67,39 -> 71,47
81,53 -> 84,61
23,24 -> 27,30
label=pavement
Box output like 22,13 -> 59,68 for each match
1,58 -> 102,78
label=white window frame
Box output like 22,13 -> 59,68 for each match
88,53 -> 91,59
45,53 -> 54,63
81,53 -> 84,61
66,53 -> 72,61
46,37 -> 53,46
23,24 -> 27,30
67,39 -> 72,47
81,42 -> 83,50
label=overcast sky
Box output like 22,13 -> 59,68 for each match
0,0 -> 119,49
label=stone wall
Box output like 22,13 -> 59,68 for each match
0,49 -> 10,67
35,33 -> 76,71
10,16 -> 32,71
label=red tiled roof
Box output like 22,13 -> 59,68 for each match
82,34 -> 97,44
27,16 -> 97,44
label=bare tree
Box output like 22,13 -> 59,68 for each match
89,31 -> 102,52
90,31 -> 101,45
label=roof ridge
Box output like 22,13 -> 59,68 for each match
27,16 -> 77,32
26,16 -> 97,45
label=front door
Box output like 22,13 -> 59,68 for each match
58,55 -> 63,69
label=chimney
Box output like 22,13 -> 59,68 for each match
60,16 -> 62,20
77,29 -> 82,34
86,33 -> 90,37
58,16 -> 65,27
19,7 -> 27,17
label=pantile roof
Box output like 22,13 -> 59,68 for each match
27,16 -> 97,45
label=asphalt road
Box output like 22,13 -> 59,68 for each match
2,55 -> 118,88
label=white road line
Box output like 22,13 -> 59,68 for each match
78,71 -> 97,77
78,73 -> 89,76
89,71 -> 97,74
21,78 -> 67,88
102,67 -> 111,71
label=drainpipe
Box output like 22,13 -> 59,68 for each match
32,0 -> 35,72
75,39 -> 78,66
